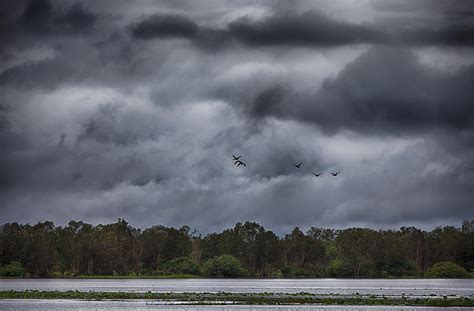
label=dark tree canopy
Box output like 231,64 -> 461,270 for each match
0,220 -> 472,278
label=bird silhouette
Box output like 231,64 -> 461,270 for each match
312,173 -> 322,177
294,162 -> 303,168
331,172 -> 340,176
232,155 -> 242,161
235,160 -> 246,167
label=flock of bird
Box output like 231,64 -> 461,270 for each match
232,155 -> 247,167
232,155 -> 340,177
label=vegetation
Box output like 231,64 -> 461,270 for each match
425,261 -> 468,278
0,219 -> 473,278
203,255 -> 247,277
0,290 -> 473,307
0,261 -> 26,277
162,257 -> 201,276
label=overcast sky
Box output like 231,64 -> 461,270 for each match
0,0 -> 473,233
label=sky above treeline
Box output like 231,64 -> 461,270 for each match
0,0 -> 473,233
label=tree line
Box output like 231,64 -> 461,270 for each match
1,219 -> 473,278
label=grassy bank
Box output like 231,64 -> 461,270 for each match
0,290 -> 473,307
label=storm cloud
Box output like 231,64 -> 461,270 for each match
0,0 -> 473,233
127,8 -> 474,48
245,47 -> 474,134
131,14 -> 199,39
227,11 -> 385,46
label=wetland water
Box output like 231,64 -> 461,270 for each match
0,300 -> 473,311
1,279 -> 473,297
1,279 -> 473,310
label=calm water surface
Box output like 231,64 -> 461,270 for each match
0,279 -> 473,298
0,300 -> 472,311
1,279 -> 473,310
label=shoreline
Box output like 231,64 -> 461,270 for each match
0,291 -> 473,307
2,276 -> 470,280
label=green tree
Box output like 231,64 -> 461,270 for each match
141,225 -> 192,273
23,221 -> 58,277
1,219 -> 472,278
203,255 -> 247,277
425,261 -> 468,278
163,257 -> 201,275
282,227 -> 327,277
327,259 -> 352,278
334,228 -> 379,277
0,261 -> 26,277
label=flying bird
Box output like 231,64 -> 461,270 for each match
331,172 -> 340,176
294,162 -> 303,168
312,173 -> 322,177
235,160 -> 246,167
232,155 -> 242,161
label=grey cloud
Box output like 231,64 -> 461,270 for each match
228,11 -> 474,47
0,58 -> 75,88
128,9 -> 474,48
131,14 -> 199,39
21,0 -> 97,35
371,0 -> 474,46
396,24 -> 474,47
371,0 -> 474,17
228,11 -> 384,46
129,10 -> 384,47
244,47 -> 474,134
1,0 -> 473,232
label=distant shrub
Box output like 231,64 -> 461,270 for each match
281,266 -> 309,278
327,259 -> 352,278
379,259 -> 417,278
269,269 -> 283,278
150,269 -> 164,276
163,257 -> 201,276
0,261 -> 26,277
52,271 -> 63,277
203,255 -> 247,278
425,261 -> 468,278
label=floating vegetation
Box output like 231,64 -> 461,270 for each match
0,290 -> 473,307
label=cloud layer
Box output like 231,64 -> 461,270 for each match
0,0 -> 473,233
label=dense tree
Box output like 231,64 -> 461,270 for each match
281,227 -> 327,277
23,221 -> 58,277
425,261 -> 468,278
203,255 -> 247,277
163,257 -> 201,275
334,228 -> 379,277
0,219 -> 472,278
0,262 -> 26,277
140,225 -> 192,273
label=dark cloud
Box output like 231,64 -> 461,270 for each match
21,0 -> 96,35
251,85 -> 287,118
371,0 -> 474,17
397,24 -> 474,46
129,10 -> 385,47
371,0 -> 474,46
0,0 -> 473,231
228,11 -> 384,46
53,3 -> 97,34
128,9 -> 474,48
131,14 -> 199,39
245,47 -> 474,134
0,58 -> 75,88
